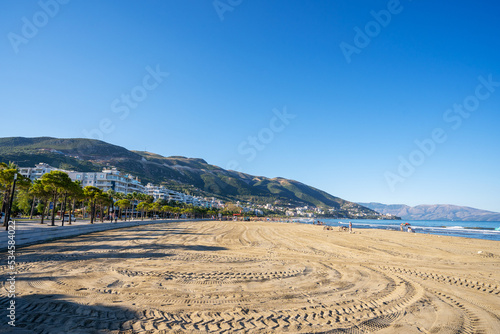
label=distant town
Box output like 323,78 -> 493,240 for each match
19,162 -> 395,219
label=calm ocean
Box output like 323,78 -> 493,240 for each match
298,218 -> 500,241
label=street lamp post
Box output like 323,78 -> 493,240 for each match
5,173 -> 18,230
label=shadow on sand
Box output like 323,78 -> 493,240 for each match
6,225 -> 225,264
1,293 -> 144,333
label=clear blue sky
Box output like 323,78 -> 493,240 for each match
1,0 -> 499,211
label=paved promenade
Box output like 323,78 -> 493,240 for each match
0,218 -> 189,250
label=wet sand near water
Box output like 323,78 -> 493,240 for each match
2,220 -> 500,333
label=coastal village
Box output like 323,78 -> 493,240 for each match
19,162 -> 225,211
18,162 -> 392,219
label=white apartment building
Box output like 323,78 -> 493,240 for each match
145,183 -> 224,208
19,163 -> 224,208
203,197 -> 225,209
19,163 -> 68,181
145,183 -> 185,202
67,167 -> 145,195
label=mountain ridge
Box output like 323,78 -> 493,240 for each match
0,136 -> 389,218
359,202 -> 500,222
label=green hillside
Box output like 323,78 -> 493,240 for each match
0,137 -> 386,217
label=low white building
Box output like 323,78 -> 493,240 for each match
145,183 -> 224,209
145,183 -> 184,201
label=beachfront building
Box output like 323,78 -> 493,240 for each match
194,197 -> 224,209
145,183 -> 185,202
19,163 -> 69,181
67,167 -> 145,195
18,163 -> 225,208
204,197 -> 225,209
145,183 -> 224,209
187,196 -> 215,208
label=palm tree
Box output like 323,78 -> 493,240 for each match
58,177 -> 75,226
114,191 -> 125,201
96,192 -> 113,222
40,171 -> 72,226
161,205 -> 173,219
1,164 -> 31,226
106,189 -> 117,199
67,181 -> 84,225
171,207 -> 181,219
151,202 -> 160,219
0,162 -> 9,216
130,192 -> 140,219
197,207 -> 208,219
83,186 -> 101,224
135,193 -> 147,219
30,179 -> 51,224
143,202 -> 152,219
160,205 -> 170,218
115,199 -> 131,221
113,192 -> 126,219
145,195 -> 154,204
125,193 -> 133,219
27,186 -> 38,220
137,201 -> 148,221
106,189 -> 118,220
182,208 -> 191,219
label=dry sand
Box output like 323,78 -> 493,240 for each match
2,220 -> 500,333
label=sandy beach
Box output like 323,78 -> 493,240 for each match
2,220 -> 500,333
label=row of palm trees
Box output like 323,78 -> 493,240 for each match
1,165 -> 223,228
1,166 -> 134,226
113,193 -> 217,221
31,170 -> 114,226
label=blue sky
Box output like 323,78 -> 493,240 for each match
1,0 -> 499,212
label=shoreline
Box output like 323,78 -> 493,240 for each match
2,219 -> 500,333
298,218 -> 500,241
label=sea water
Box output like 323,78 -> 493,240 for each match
298,218 -> 500,241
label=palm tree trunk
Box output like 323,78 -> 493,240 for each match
29,195 -> 36,219
1,190 -> 9,216
51,193 -> 57,226
40,199 -> 47,224
90,200 -> 95,224
2,188 -> 11,228
61,193 -> 68,226
68,199 -> 75,225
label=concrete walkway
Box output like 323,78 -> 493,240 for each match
0,218 -> 190,250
